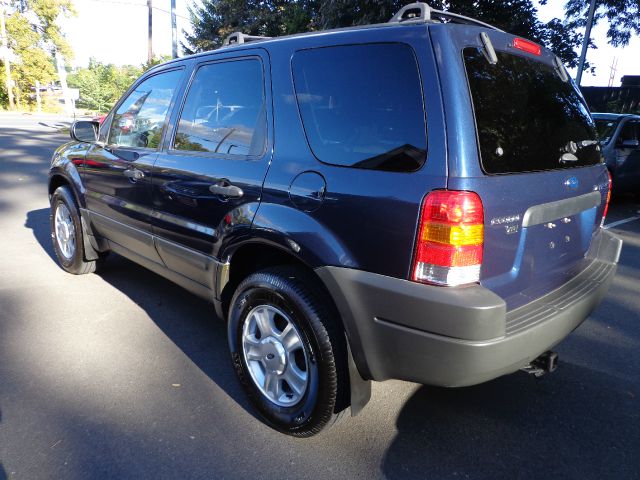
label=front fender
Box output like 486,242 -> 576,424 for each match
49,141 -> 91,208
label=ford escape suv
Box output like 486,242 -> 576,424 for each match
49,3 -> 622,437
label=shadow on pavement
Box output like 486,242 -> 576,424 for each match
25,208 -> 56,263
25,208 -> 257,422
382,354 -> 638,479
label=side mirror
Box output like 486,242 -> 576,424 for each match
618,139 -> 640,148
70,121 -> 99,143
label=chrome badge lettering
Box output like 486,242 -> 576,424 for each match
490,214 -> 521,235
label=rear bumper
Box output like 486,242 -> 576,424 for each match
316,229 -> 622,387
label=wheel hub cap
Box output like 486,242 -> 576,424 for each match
241,305 -> 309,407
54,203 -> 75,260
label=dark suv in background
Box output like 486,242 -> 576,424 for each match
49,3 -> 621,437
593,112 -> 640,193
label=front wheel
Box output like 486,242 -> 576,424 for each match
228,266 -> 349,437
50,186 -> 100,275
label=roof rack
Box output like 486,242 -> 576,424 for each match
222,32 -> 271,47
389,2 -> 503,32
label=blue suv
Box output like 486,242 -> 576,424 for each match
49,3 -> 622,436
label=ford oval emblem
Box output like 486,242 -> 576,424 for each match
564,176 -> 579,190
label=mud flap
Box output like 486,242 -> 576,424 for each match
347,340 -> 371,416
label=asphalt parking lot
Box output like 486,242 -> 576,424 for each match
0,113 -> 638,479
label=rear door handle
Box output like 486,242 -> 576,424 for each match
209,184 -> 244,198
123,168 -> 145,180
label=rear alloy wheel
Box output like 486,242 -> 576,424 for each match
50,186 -> 100,275
228,266 -> 349,437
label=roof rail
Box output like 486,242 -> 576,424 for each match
222,32 -> 271,47
389,2 -> 503,32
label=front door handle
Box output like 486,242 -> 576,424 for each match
123,168 -> 145,180
209,183 -> 244,198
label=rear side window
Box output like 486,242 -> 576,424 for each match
173,58 -> 266,157
464,48 -> 601,174
292,44 -> 427,172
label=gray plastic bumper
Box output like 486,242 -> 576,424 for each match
316,228 -> 622,387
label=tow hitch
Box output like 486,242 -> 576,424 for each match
521,351 -> 558,377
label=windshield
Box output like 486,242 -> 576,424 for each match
594,119 -> 619,144
464,48 -> 602,174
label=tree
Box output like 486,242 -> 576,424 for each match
185,0 -> 582,68
320,0 -> 583,67
29,0 -> 76,59
1,0 -> 75,110
564,0 -> 640,47
4,11 -> 57,108
182,0 -> 318,53
67,60 -> 142,113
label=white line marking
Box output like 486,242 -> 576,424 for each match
603,215 -> 640,230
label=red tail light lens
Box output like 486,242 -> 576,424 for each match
412,190 -> 484,286
601,171 -> 612,227
513,38 -> 541,56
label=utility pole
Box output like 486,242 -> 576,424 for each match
147,0 -> 153,64
171,0 -> 177,59
575,0 -> 597,86
0,4 -> 15,110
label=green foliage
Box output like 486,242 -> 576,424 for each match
28,0 -> 76,59
4,12 -> 57,107
320,0 -> 582,68
184,0 -> 582,68
67,60 -> 142,113
564,0 -> 640,48
182,0 -> 318,53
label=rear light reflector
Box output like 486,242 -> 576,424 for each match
513,37 -> 541,56
412,190 -> 484,286
601,171 -> 612,227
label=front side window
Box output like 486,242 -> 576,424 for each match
173,59 -> 266,157
292,43 -> 427,172
108,69 -> 182,149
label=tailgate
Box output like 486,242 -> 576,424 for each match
434,26 -> 610,309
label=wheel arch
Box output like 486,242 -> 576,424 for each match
219,239 -> 372,415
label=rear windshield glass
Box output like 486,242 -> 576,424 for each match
463,48 -> 601,174
594,119 -> 618,144
292,43 -> 427,172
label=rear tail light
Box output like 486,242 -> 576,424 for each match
601,171 -> 612,227
513,37 -> 541,56
412,190 -> 484,286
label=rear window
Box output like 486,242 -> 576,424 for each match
292,43 -> 427,172
464,48 -> 601,174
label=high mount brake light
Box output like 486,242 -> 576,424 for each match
513,37 -> 541,56
412,190 -> 484,286
601,171 -> 612,227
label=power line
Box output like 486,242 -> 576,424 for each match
84,0 -> 190,20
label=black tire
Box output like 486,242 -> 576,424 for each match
50,186 -> 100,275
228,266 -> 350,437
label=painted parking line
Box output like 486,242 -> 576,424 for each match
603,215 -> 640,230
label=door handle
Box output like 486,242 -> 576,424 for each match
209,184 -> 244,198
123,168 -> 145,180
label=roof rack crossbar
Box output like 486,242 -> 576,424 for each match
430,9 -> 504,32
388,2 -> 503,32
222,32 -> 271,47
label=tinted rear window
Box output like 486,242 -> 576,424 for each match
292,43 -> 427,172
464,48 -> 601,174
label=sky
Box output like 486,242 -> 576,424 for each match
61,0 -> 639,87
